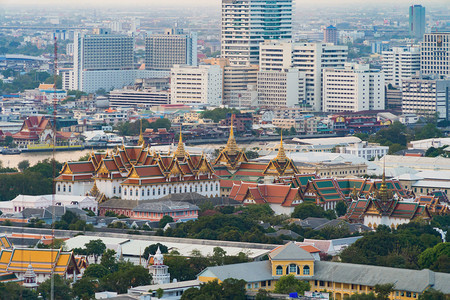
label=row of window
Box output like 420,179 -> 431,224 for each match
275,264 -> 310,276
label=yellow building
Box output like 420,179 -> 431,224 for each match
198,242 -> 450,298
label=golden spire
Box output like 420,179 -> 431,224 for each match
224,114 -> 240,154
378,157 -> 389,201
138,119 -> 144,146
275,131 -> 287,161
174,126 -> 186,158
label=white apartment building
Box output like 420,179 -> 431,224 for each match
145,28 -> 198,70
65,32 -> 171,93
170,65 -> 223,106
402,76 -> 450,120
323,63 -> 385,113
421,32 -> 450,76
259,41 -> 348,111
257,68 -> 306,108
221,0 -> 293,66
223,65 -> 259,106
109,88 -> 170,108
339,142 -> 389,161
382,46 -> 421,87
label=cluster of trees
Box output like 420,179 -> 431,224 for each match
158,204 -> 285,244
340,222 -> 449,272
54,211 -> 94,231
0,159 -> 62,201
181,278 -> 247,300
115,118 -> 171,136
200,107 -> 240,123
356,122 -> 444,155
0,70 -> 62,94
291,202 -> 347,220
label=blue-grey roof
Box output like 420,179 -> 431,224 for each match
330,236 -> 363,246
269,242 -> 314,261
198,260 -> 272,283
133,200 -> 199,213
312,261 -> 450,293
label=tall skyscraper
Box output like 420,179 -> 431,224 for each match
382,46 -> 421,88
409,5 -> 425,40
323,25 -> 338,45
145,27 -> 198,70
221,0 -> 293,66
421,32 -> 450,76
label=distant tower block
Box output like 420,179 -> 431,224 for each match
324,25 -> 338,45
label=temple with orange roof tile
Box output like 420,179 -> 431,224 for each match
55,133 -> 219,202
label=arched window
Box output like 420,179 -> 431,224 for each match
113,187 -> 116,194
184,186 -> 187,193
194,185 -> 197,192
142,189 -> 144,196
205,185 -> 208,192
124,189 -> 127,196
68,186 -> 71,193
190,186 -> 192,193
276,266 -> 283,275
303,265 -> 310,275
163,188 -> 166,195
130,189 -> 133,196
147,189 -> 150,196
216,183 -> 219,191
169,187 -> 172,194
57,184 -> 60,192
289,264 -> 297,274
153,188 -> 155,196
136,189 -> 138,196
158,188 -> 161,195
119,186 -> 121,193
63,185 -> 66,192
200,185 -> 202,192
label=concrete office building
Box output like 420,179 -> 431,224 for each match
323,63 -> 385,113
402,76 -> 450,121
109,88 -> 170,108
257,68 -> 306,109
323,25 -> 338,45
170,65 -> 223,106
421,32 -> 450,76
259,40 -> 348,111
223,65 -> 259,106
382,46 -> 421,88
221,0 -> 293,66
409,5 -> 426,40
145,28 -> 197,70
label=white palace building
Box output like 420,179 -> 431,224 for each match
55,135 -> 220,202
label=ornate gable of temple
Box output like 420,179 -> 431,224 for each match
263,135 -> 298,177
215,115 -> 248,170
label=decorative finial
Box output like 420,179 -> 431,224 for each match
138,119 -> 144,146
224,114 -> 240,154
275,131 -> 287,161
174,126 -> 187,158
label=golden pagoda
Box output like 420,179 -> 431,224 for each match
214,114 -> 248,170
263,133 -> 298,177
138,119 -> 145,146
174,127 -> 187,160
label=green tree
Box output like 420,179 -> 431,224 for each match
72,276 -> 96,300
291,203 -> 333,220
256,288 -> 275,300
101,249 -> 118,273
200,108 -> 240,123
374,283 -> 395,300
419,288 -> 446,300
38,275 -> 72,300
100,262 -> 151,294
0,282 -> 38,300
221,278 -> 247,300
159,215 -> 174,228
143,243 -> 169,260
245,150 -> 259,159
17,160 -> 30,172
415,124 -> 442,140
156,288 -> 164,298
273,274 -> 310,295
83,264 -> 109,279
418,243 -> 450,272
211,246 -> 227,266
85,239 -> 107,264
336,201 -> 348,217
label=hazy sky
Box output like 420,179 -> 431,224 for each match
2,0 -> 449,8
